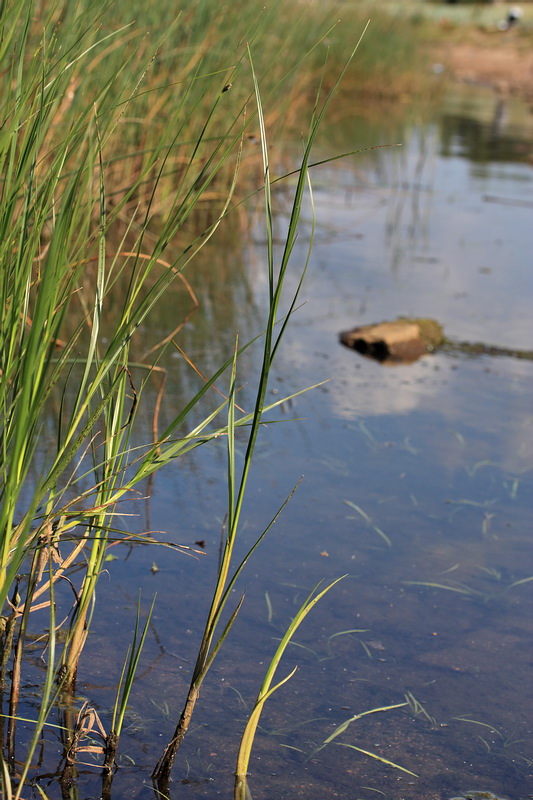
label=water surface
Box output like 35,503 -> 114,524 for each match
30,86 -> 533,800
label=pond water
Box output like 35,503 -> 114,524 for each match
30,85 -> 533,799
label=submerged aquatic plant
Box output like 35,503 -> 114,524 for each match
309,701 -> 418,778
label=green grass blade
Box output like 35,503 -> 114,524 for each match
235,577 -> 346,785
335,742 -> 418,777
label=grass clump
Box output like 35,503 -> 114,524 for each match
0,0 -> 420,796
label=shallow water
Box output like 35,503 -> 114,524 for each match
24,86 -> 533,800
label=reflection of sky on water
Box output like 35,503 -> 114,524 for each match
211,91 -> 532,797
296,133 -> 532,345
263,92 -> 532,490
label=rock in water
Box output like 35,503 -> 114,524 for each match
340,317 -> 444,364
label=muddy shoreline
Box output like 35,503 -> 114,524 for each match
434,31 -> 533,102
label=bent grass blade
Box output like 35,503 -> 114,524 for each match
335,742 -> 418,777
235,577 -> 346,800
310,702 -> 409,761
344,500 -> 392,547
403,580 -> 485,598
507,575 -> 533,590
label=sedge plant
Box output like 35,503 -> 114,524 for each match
152,28 -> 370,788
0,0 -> 388,795
0,0 -> 306,788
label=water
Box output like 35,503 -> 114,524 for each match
27,86 -> 533,799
